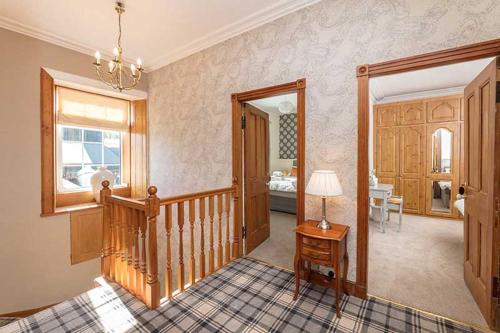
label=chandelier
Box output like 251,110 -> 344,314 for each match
93,2 -> 143,91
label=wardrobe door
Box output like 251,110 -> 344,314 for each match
426,96 -> 461,123
400,101 -> 425,125
375,127 -> 399,179
375,104 -> 400,127
425,123 -> 460,218
400,125 -> 426,214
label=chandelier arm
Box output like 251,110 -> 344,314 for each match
95,67 -> 120,90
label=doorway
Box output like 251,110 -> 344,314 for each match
231,79 -> 306,269
357,42 -> 500,331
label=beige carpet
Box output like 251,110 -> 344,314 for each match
248,211 -> 296,271
368,213 -> 488,329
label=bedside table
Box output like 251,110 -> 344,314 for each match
293,220 -> 349,317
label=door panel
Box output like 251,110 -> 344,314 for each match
244,104 -> 270,254
375,104 -> 400,127
426,97 -> 461,123
400,178 -> 424,214
401,101 -> 425,125
400,125 -> 425,178
375,127 -> 399,178
463,57 -> 499,329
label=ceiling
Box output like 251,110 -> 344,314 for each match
248,93 -> 297,115
370,57 -> 495,102
0,0 -> 320,71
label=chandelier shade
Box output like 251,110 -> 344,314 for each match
93,2 -> 143,91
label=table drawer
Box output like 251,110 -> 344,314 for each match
302,246 -> 330,264
302,236 -> 330,250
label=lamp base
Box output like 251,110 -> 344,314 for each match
316,218 -> 331,230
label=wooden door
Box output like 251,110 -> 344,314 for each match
400,126 -> 425,214
463,58 -> 500,329
375,127 -> 399,179
244,103 -> 270,253
425,122 -> 460,218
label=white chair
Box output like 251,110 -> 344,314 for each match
386,196 -> 403,231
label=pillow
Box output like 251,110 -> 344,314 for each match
272,171 -> 283,177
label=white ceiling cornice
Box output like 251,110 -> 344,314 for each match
0,0 -> 322,72
0,15 -> 136,67
146,0 -> 322,71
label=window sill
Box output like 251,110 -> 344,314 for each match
40,203 -> 102,217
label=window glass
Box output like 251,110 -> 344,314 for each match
58,125 -> 122,191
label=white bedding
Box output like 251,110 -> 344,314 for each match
454,199 -> 465,216
269,176 -> 297,192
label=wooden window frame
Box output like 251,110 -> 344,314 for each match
355,38 -> 500,300
40,68 -> 148,215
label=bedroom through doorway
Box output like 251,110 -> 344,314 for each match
244,93 -> 298,269
231,80 -> 306,271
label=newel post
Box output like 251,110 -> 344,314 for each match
144,186 -> 160,309
100,180 -> 113,279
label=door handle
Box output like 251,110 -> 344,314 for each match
458,185 -> 468,199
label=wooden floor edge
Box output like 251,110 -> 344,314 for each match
0,303 -> 57,318
368,293 -> 491,332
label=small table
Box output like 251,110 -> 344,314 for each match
369,183 -> 393,232
293,220 -> 349,317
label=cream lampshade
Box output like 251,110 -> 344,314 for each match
306,170 -> 343,230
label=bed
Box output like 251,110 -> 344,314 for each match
269,174 -> 296,214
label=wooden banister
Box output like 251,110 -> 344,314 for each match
159,186 -> 235,205
101,182 -> 238,310
100,182 -> 160,310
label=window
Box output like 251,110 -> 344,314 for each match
58,126 -> 123,191
40,69 -> 148,215
56,86 -> 130,195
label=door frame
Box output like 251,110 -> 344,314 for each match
356,38 -> 500,300
232,79 -> 306,256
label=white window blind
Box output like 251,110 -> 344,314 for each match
57,86 -> 130,131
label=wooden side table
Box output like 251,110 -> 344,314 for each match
293,220 -> 349,317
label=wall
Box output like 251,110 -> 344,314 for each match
269,111 -> 295,173
148,0 -> 500,280
0,27 -> 147,313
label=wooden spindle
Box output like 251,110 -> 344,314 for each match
144,186 -> 160,309
224,193 -> 231,264
139,212 -> 147,301
178,201 -> 185,291
208,196 -> 215,273
199,198 -> 206,279
114,204 -> 121,282
133,209 -> 140,297
109,202 -> 116,280
127,208 -> 134,292
120,206 -> 128,288
188,199 -> 196,285
100,180 -> 112,278
217,194 -> 223,268
165,204 -> 173,299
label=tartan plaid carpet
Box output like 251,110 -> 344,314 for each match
1,257 -> 482,332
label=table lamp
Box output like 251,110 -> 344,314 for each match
305,170 -> 343,230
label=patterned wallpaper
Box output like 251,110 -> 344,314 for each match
148,0 -> 500,280
279,114 -> 297,159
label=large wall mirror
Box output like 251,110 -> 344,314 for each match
431,128 -> 452,173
